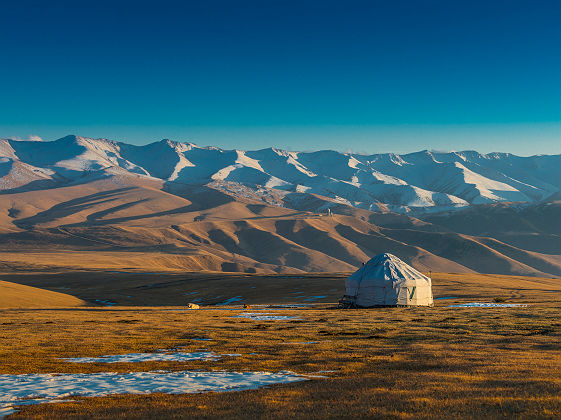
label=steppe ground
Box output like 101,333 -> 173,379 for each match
0,270 -> 560,419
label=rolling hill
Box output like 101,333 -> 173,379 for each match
0,280 -> 85,308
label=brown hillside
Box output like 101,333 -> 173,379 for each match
0,280 -> 85,308
0,175 -> 560,276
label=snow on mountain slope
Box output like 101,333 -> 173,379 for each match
1,135 -> 560,214
0,158 -> 56,191
119,139 -> 194,179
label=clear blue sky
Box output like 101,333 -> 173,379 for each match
1,0 -> 560,154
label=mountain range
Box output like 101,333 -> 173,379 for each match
1,135 -> 560,277
2,135 -> 560,212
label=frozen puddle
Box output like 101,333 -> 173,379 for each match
447,302 -> 528,308
0,370 -> 310,417
60,352 -> 239,363
233,312 -> 302,321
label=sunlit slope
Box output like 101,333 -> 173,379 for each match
0,280 -> 85,308
1,174 -> 560,276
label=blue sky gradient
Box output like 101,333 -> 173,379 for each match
1,0 -> 559,154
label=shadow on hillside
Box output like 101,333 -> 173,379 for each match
14,188 -> 138,229
0,170 -> 114,196
0,178 -> 63,195
162,182 -> 235,210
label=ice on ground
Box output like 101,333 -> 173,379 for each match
233,312 -> 302,321
447,302 -> 528,308
60,352 -> 239,363
0,370 -> 311,417
171,306 -> 309,312
216,296 -> 243,306
434,296 -> 459,300
0,407 -> 15,418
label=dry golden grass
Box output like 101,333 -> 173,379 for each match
1,271 -> 560,419
0,280 -> 85,308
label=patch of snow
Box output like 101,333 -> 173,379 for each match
447,302 -> 528,308
370,170 -> 408,186
295,184 -> 311,193
233,312 -> 302,321
286,155 -> 317,177
348,156 -> 362,169
0,370 -> 311,417
211,164 -> 239,180
264,175 -> 292,189
60,352 -> 239,363
235,150 -> 264,172
168,154 -> 195,181
454,162 -> 529,202
0,407 -> 15,418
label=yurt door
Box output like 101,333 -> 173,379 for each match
406,286 -> 416,305
398,287 -> 408,305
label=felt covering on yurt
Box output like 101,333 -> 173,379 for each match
344,253 -> 433,307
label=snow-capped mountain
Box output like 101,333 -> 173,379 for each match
1,135 -> 560,213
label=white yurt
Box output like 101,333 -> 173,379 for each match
341,253 -> 433,307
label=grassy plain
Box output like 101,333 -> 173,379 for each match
0,271 -> 560,419
1,270 -> 560,307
